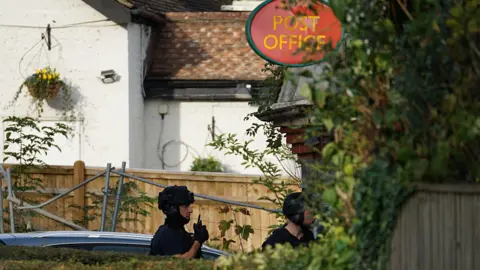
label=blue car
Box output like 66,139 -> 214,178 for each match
0,231 -> 230,260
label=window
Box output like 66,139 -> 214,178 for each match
202,251 -> 218,260
92,245 -> 150,254
202,250 -> 226,260
50,243 -> 150,255
50,243 -> 94,251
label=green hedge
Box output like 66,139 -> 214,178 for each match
215,221 -> 356,270
0,260 -> 213,270
0,246 -> 214,270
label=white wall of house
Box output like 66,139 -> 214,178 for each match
0,0 -> 144,168
144,100 -> 300,176
127,23 -> 149,169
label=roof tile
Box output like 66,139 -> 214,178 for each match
148,12 -> 268,81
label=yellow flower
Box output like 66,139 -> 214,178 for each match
36,70 -> 40,74
48,74 -> 52,80
43,74 -> 47,80
42,68 -> 47,73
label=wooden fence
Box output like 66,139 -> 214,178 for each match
1,161 -> 299,252
389,183 -> 480,270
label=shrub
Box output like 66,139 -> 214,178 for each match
0,260 -> 214,270
190,156 -> 224,172
0,246 -> 214,269
215,219 -> 356,270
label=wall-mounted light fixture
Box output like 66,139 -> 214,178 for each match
157,103 -> 169,120
100,70 -> 120,84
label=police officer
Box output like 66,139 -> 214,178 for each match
149,185 -> 209,258
261,192 -> 315,250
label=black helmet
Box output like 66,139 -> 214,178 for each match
282,192 -> 306,225
158,185 -> 194,216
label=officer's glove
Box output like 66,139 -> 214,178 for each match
193,220 -> 209,244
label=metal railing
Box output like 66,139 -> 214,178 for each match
0,162 -> 281,233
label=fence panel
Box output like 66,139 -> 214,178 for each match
1,162 -> 298,252
389,184 -> 480,270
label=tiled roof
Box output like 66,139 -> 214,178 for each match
147,12 -> 268,81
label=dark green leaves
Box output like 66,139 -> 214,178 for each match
219,220 -> 233,237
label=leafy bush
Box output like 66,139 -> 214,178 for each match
215,219 -> 356,270
0,260 -> 213,270
69,180 -> 156,231
0,246 -> 214,269
0,245 -> 161,264
214,0 -> 480,268
2,116 -> 73,232
298,0 -> 480,268
190,156 -> 224,172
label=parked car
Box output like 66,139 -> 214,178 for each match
0,231 -> 230,260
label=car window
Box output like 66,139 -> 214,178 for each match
202,251 -> 221,260
92,245 -> 150,254
51,243 -> 222,259
50,243 -> 95,251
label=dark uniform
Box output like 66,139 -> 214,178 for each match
149,185 -> 208,258
150,220 -> 202,258
262,192 -> 315,250
262,224 -> 314,250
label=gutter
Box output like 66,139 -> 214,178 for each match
115,0 -> 133,8
114,0 -> 168,24
130,8 -> 168,24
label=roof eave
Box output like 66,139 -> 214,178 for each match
114,0 -> 169,24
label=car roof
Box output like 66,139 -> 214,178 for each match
6,231 -> 154,240
0,231 -> 230,256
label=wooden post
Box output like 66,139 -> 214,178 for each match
73,160 -> 86,228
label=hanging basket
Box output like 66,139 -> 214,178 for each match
27,82 -> 62,100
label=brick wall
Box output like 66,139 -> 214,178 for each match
147,12 -> 268,80
280,127 -> 331,160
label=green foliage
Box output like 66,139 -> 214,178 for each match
302,141 -> 360,227
210,206 -> 254,252
352,159 -> 414,270
207,44 -> 300,251
213,0 -> 480,268
0,260 -> 213,270
208,110 -> 300,249
0,246 -> 214,269
2,116 -> 73,232
215,219 -> 356,270
289,0 -> 480,269
2,117 -> 153,232
69,180 -> 156,231
209,133 -> 300,232
2,116 -> 72,167
8,67 -> 76,120
248,63 -> 285,113
190,156 -> 224,172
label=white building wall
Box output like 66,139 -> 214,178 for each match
144,100 -> 300,177
127,23 -> 149,169
0,0 -> 133,167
